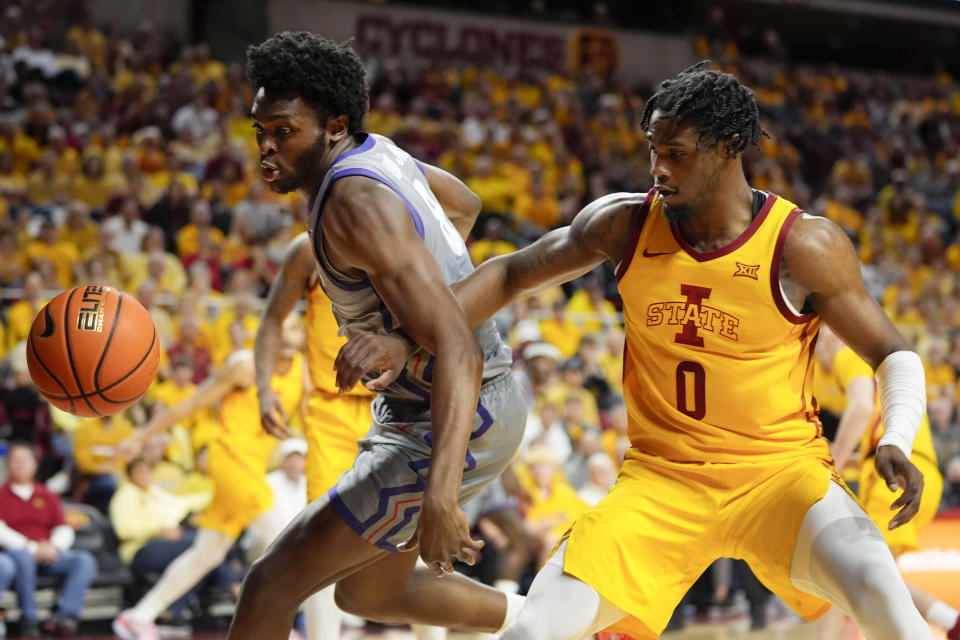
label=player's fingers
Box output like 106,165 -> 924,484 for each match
465,535 -> 485,552
336,344 -> 376,392
397,531 -> 420,552
275,399 -> 289,422
365,368 -> 397,391
457,546 -> 481,566
877,458 -> 898,491
890,500 -> 918,529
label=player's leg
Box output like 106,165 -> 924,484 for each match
908,584 -> 960,634
333,541 -> 523,633
227,495 -> 390,640
860,456 -> 952,633
789,482 -> 932,640
501,540 -> 628,640
300,392 -> 372,640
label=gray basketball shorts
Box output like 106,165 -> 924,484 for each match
327,372 -> 526,551
462,477 -> 517,529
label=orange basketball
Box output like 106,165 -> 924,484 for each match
26,284 -> 160,418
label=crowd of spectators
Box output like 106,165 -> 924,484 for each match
0,0 -> 959,632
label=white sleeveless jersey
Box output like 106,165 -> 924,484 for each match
308,132 -> 512,404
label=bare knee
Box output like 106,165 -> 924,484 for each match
334,582 -> 407,622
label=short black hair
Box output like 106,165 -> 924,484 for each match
7,440 -> 36,459
640,61 -> 768,157
246,31 -> 369,134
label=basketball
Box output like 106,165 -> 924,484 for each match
26,284 -> 160,418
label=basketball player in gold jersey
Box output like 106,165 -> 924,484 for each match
817,325 -> 959,637
113,313 -> 306,640
336,63 -> 932,640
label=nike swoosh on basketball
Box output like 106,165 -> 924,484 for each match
642,248 -> 671,257
39,306 -> 55,338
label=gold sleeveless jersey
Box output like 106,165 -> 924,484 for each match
217,353 -> 304,465
616,190 -> 831,464
830,346 -> 937,466
306,279 -> 372,398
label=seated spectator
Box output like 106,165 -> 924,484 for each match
70,154 -> 123,211
102,197 -> 149,255
469,217 -> 517,266
73,413 -> 135,513
566,276 -> 619,333
539,299 -> 582,359
109,456 -> 215,624
0,443 -> 97,637
0,225 -> 25,287
58,200 -> 99,257
0,341 -> 53,469
177,199 -> 225,259
146,181 -> 192,252
26,151 -> 70,207
514,171 -> 561,231
24,222 -> 78,288
5,272 -> 46,351
233,181 -> 286,241
520,445 -> 588,566
263,439 -> 308,541
578,452 -> 617,506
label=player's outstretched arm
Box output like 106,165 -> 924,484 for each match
419,161 -> 482,240
323,177 -> 485,575
256,233 -> 314,439
783,215 -> 924,529
118,352 -> 253,458
453,192 -> 642,326
831,374 -> 877,472
332,193 -> 644,393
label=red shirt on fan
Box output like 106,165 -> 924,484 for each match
0,482 -> 67,541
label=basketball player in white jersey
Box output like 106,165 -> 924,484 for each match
226,32 -> 526,640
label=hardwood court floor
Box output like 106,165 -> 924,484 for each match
32,615 -> 946,640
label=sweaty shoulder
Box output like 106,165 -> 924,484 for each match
571,191 -> 652,264
322,176 -> 410,246
780,213 -> 861,305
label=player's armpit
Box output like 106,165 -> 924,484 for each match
419,161 -> 482,240
781,215 -> 911,369
452,193 -> 642,326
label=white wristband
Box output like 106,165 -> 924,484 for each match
875,350 -> 925,460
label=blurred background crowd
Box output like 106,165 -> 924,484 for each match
1,0 -> 960,634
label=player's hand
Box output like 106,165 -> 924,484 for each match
259,389 -> 291,440
334,331 -> 414,394
875,445 -> 924,530
397,496 -> 484,577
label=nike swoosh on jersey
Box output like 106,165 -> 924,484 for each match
642,248 -> 671,257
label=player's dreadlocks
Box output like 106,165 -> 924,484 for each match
246,32 -> 368,134
640,61 -> 768,157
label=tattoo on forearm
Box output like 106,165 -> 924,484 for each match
512,239 -> 576,276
